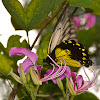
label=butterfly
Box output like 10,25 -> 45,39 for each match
43,4 -> 92,67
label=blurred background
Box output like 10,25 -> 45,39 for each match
0,0 -> 100,100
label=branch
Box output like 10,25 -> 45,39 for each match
8,83 -> 20,100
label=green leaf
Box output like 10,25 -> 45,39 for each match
25,0 -> 65,31
0,54 -> 12,75
0,50 -> 13,76
40,31 -> 52,44
11,17 -> 23,30
2,0 -> 65,31
74,92 -> 99,100
77,25 -> 100,49
36,41 -> 49,65
0,35 -> 28,75
68,0 -> 93,7
2,0 -> 26,29
36,31 -> 53,65
6,35 -> 28,61
96,25 -> 100,43
77,28 -> 95,49
89,0 -> 100,15
25,0 -> 52,30
0,42 -> 13,75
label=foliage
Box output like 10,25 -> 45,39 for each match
0,35 -> 28,75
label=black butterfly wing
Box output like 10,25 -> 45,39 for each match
48,5 -> 78,54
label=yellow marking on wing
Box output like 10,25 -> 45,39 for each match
76,43 -> 80,46
82,53 -> 86,56
82,49 -> 85,51
83,61 -> 85,63
57,59 -> 81,67
66,49 -> 71,55
79,48 -> 81,50
58,55 -> 71,60
82,57 -> 87,60
55,49 -> 71,60
68,41 -> 72,43
63,41 -> 66,43
73,44 -> 75,46
55,48 -> 62,56
63,41 -> 67,44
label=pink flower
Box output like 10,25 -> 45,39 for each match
9,47 -> 42,78
42,66 -> 71,84
74,13 -> 96,30
74,17 -> 81,30
84,13 -> 96,29
67,67 -> 97,95
9,47 -> 71,84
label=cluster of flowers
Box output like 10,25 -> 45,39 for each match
9,47 -> 96,95
74,13 -> 96,30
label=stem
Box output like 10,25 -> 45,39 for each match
66,94 -> 69,100
26,31 -> 31,49
70,95 -> 74,100
63,92 -> 68,100
66,77 -> 70,100
62,92 -> 70,100
36,94 -> 50,97
30,0 -> 66,50
34,85 -> 40,100
25,84 -> 35,100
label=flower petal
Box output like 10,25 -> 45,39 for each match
71,72 -> 77,82
9,47 -> 38,65
42,66 -> 70,84
36,65 -> 43,79
74,17 -> 81,30
76,81 -> 89,93
76,75 -> 84,89
64,66 -> 71,79
18,58 -> 33,74
85,13 -> 96,28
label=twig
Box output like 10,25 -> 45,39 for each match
26,31 -> 31,49
8,83 -> 20,100
30,0 -> 66,50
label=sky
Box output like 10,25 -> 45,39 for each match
0,0 -> 100,99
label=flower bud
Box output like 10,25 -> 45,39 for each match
66,77 -> 76,95
26,71 -> 30,83
10,70 -> 22,84
56,77 -> 64,92
19,64 -> 27,85
30,68 -> 42,85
